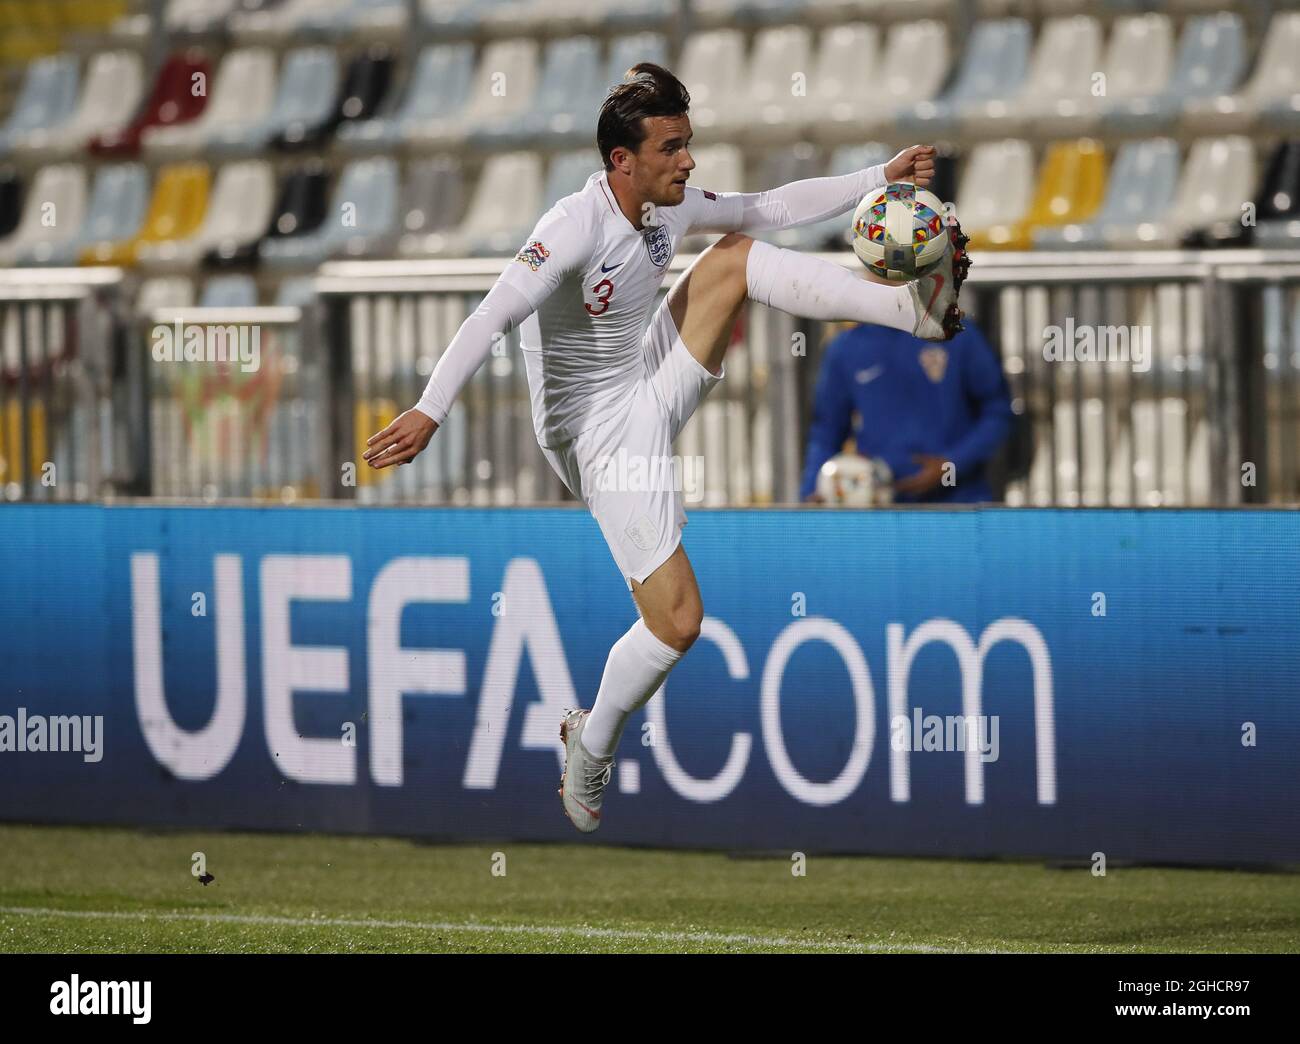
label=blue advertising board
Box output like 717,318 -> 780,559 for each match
1,504 -> 1297,866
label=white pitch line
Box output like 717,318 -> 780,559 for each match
0,905 -> 991,953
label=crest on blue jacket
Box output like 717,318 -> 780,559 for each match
644,224 -> 671,268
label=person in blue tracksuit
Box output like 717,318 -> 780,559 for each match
800,319 -> 1013,503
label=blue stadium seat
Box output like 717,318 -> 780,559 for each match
1102,13 -> 1246,136
895,19 -> 1032,141
339,44 -> 473,153
0,55 -> 81,156
261,157 -> 398,268
17,163 -> 148,266
471,37 -> 604,151
200,274 -> 259,307
210,46 -> 338,157
1033,139 -> 1180,249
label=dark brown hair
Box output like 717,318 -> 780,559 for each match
596,62 -> 691,171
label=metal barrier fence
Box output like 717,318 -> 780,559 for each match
2,251 -> 1298,506
0,268 -> 127,502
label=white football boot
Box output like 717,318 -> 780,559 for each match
909,217 -> 971,341
558,708 -> 614,833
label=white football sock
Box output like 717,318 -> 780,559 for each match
582,617 -> 684,758
745,239 -> 915,332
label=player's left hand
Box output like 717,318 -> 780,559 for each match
894,453 -> 946,495
884,145 -> 937,189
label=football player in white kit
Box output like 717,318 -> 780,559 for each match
364,63 -> 970,833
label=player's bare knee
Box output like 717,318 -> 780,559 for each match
646,608 -> 701,653
702,232 -> 753,285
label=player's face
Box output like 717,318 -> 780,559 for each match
631,115 -> 695,207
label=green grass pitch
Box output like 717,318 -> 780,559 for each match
1,824 -> 1297,953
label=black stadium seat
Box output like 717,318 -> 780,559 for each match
271,45 -> 395,153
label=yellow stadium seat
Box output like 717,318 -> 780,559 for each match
81,164 -> 210,267
969,140 -> 1107,251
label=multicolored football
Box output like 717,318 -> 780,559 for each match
850,182 -> 950,283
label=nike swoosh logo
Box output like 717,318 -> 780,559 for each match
925,273 -> 946,316
600,261 -> 623,273
856,365 -> 885,384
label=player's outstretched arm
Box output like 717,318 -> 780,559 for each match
688,145 -> 938,235
363,278 -> 534,470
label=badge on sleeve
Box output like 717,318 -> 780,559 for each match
515,240 -> 550,271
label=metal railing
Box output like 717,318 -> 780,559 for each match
3,249 -> 1299,506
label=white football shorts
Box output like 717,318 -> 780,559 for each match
539,296 -> 724,590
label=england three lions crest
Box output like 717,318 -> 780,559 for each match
644,224 -> 671,268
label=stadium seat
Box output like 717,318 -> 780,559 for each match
396,156 -> 467,258
1102,13 -> 1245,137
483,0 -> 591,37
8,50 -> 143,160
724,25 -> 815,144
1043,12 -> 1173,139
603,32 -> 668,90
985,140 -> 1107,250
230,0 -> 349,42
1183,11 -> 1300,135
0,169 -> 22,241
0,54 -> 80,156
897,18 -> 1031,141
954,140 -> 1034,249
260,156 -> 398,268
417,0 -> 508,37
271,44 -> 393,152
338,43 -> 471,153
87,49 -> 211,158
304,0 -> 408,40
602,0 -> 673,31
406,38 -> 539,150
1164,136 -> 1257,247
1034,139 -> 1180,249
1253,141 -> 1300,246
986,15 -> 1104,139
543,150 -> 600,210
199,274 -> 259,307
471,37 -> 604,151
0,164 -> 87,267
18,162 -> 148,266
458,151 -> 543,256
165,0 -> 240,35
782,142 -> 894,251
83,163 -> 211,266
144,48 -> 277,158
244,161 -> 332,267
817,19 -> 950,145
678,30 -> 748,139
210,46 -> 337,156
137,161 -> 276,269
805,23 -> 878,144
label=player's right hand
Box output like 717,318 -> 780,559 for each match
364,409 -> 438,469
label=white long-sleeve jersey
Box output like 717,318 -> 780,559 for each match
413,163 -> 887,449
